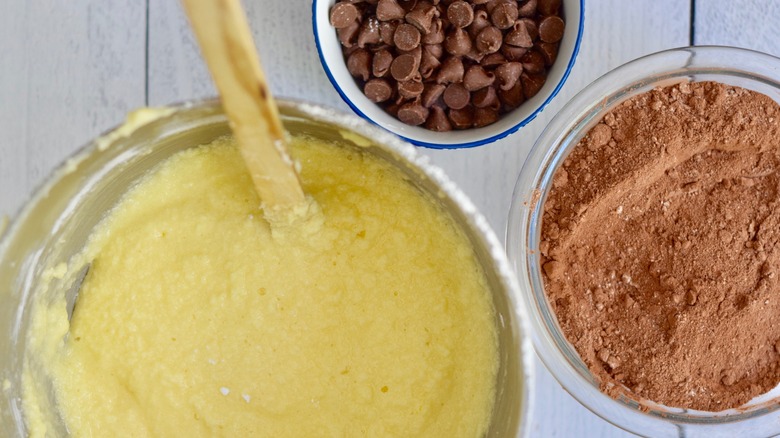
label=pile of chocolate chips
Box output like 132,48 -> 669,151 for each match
329,0 -> 565,131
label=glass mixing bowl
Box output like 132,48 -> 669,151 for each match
507,46 -> 780,437
0,99 -> 533,436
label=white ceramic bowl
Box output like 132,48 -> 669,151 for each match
312,0 -> 584,148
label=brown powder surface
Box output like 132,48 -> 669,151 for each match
541,81 -> 780,411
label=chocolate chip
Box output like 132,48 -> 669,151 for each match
358,17 -> 382,48
448,105 -> 475,129
338,20 -> 361,48
501,44 -> 528,61
330,3 -> 360,29
394,23 -> 422,51
472,86 -> 499,109
505,20 -> 533,48
467,9 -> 491,38
397,101 -> 429,125
463,65 -> 495,91
400,44 -> 423,66
496,61 -> 523,90
539,15 -> 565,43
398,80 -> 425,99
475,26 -> 503,54
481,52 -> 507,68
465,46 -> 485,63
537,0 -> 561,15
536,41 -> 558,66
424,43 -> 443,58
364,79 -> 393,102
421,18 -> 445,44
347,49 -> 372,81
426,106 -> 453,131
406,4 -> 438,34
420,51 -> 441,78
385,101 -> 401,117
436,56 -> 465,83
499,80 -> 525,109
398,0 -> 418,12
377,0 -> 406,21
379,21 -> 399,45
484,0 -> 501,13
474,106 -> 499,127
443,83 -> 470,109
444,27 -> 472,56
490,1 -> 519,29
521,72 -> 546,99
421,83 -> 446,107
343,45 -> 360,57
521,50 -> 546,74
447,1 -> 474,28
390,53 -> 419,81
372,49 -> 394,77
520,17 -> 539,40
518,0 -> 537,17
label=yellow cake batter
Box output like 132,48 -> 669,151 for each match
23,135 -> 499,437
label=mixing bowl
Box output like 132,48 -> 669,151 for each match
0,99 -> 533,436
507,46 -> 780,437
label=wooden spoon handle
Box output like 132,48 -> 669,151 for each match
182,0 -> 306,212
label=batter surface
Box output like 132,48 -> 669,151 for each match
24,136 -> 498,437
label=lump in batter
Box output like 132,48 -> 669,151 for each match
541,81 -> 780,411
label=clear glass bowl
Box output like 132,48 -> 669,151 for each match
506,46 -> 780,437
0,99 -> 533,436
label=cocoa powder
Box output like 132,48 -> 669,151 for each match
541,81 -> 780,411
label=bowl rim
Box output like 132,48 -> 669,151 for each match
311,0 -> 585,149
506,45 -> 780,436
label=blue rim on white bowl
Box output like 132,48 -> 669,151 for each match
312,0 -> 585,149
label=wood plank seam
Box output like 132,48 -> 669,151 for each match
145,0 -> 151,106
690,0 -> 696,45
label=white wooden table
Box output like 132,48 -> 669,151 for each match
2,0 -> 779,436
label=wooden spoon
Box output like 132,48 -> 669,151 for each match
182,0 -> 307,224
69,1 -> 311,321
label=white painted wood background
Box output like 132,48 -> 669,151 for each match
1,0 -> 779,436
